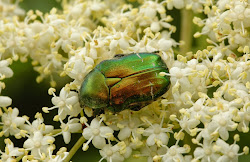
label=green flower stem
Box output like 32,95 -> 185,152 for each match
180,9 -> 193,55
51,129 -> 62,135
2,107 -> 8,112
183,132 -> 196,155
64,136 -> 86,162
16,154 -> 24,162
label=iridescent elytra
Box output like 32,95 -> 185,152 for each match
79,53 -> 170,112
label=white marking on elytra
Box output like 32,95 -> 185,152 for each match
136,53 -> 143,62
149,81 -> 154,100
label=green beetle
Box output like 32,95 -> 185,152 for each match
79,53 -> 170,113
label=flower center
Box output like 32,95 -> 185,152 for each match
228,151 -> 235,159
58,101 -> 65,107
176,73 -> 183,79
194,104 -> 201,112
219,119 -> 227,126
205,148 -> 212,155
106,149 -> 113,157
151,151 -> 157,157
34,141 -> 41,148
154,126 -> 161,134
197,85 -> 203,92
92,128 -> 100,136
244,113 -> 250,121
4,119 -> 11,126
207,63 -> 214,69
176,100 -> 182,107
2,154 -> 8,160
129,122 -> 135,129
169,149 -> 177,156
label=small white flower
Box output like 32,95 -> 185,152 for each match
140,145 -> 167,162
166,0 -> 185,10
143,117 -> 172,146
60,118 -> 82,144
0,60 -> 13,79
21,112 -> 54,134
193,139 -> 220,162
0,139 -> 24,161
162,145 -> 188,162
82,118 -> 113,149
23,131 -> 55,159
64,48 -> 94,86
45,146 -> 69,162
99,143 -> 124,162
237,103 -> 250,133
1,108 -> 25,136
169,66 -> 192,88
118,117 -> 142,140
187,98 -> 211,124
177,115 -> 200,134
216,138 -> 240,162
208,112 -> 237,140
50,87 -> 82,120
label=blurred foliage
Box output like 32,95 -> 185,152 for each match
19,0 -> 62,12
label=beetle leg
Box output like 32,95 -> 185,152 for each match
93,108 -> 104,116
152,51 -> 159,54
114,54 -> 125,58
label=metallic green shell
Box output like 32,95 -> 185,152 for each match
79,53 -> 170,112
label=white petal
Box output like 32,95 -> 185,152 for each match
194,147 -> 204,158
0,60 -> 9,67
59,88 -> 67,98
68,123 -> 82,132
92,136 -> 105,149
66,96 -> 78,105
82,128 -> 93,139
90,118 -> 100,129
157,133 -> 169,145
118,38 -> 129,50
44,125 -> 54,134
110,40 -> 118,50
0,96 -> 12,107
146,134 -> 156,146
173,0 -> 185,9
216,139 -> 229,150
13,117 -> 25,126
23,139 -> 34,148
111,152 -> 124,162
118,127 -> 131,140
12,108 -> 19,116
219,127 -> 229,140
1,67 -> 13,78
33,131 -> 43,140
51,97 -> 61,105
42,136 -> 55,144
143,128 -> 154,136
100,126 -> 114,137
63,131 -> 71,144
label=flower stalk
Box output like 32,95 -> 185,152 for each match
180,9 -> 193,55
64,136 -> 86,162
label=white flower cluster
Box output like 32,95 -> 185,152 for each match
0,0 -> 249,161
